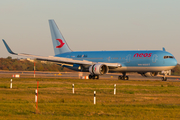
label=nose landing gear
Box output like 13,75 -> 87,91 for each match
161,71 -> 168,81
162,74 -> 167,81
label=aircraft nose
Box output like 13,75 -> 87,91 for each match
172,59 -> 177,66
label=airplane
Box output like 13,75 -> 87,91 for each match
2,19 -> 177,81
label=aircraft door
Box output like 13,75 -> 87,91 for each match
152,54 -> 158,63
126,54 -> 131,63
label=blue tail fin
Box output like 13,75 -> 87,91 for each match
49,20 -> 72,55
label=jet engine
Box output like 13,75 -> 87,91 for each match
89,64 -> 109,75
139,72 -> 158,77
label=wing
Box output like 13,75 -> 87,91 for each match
2,39 -> 121,68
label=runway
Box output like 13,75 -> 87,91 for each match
0,70 -> 180,82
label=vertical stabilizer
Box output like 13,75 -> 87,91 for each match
49,19 -> 72,55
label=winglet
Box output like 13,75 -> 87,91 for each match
2,39 -> 17,55
162,47 -> 166,51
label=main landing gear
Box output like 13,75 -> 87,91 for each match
89,74 -> 99,79
118,72 -> 129,80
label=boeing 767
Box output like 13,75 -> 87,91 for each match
2,20 -> 177,81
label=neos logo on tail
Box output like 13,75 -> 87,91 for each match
56,39 -> 65,48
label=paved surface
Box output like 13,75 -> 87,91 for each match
1,70 -> 180,82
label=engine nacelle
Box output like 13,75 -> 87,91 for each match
89,64 -> 109,75
140,72 -> 158,77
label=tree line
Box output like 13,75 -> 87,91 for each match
0,57 -> 64,71
172,64 -> 180,75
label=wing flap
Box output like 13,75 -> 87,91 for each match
18,53 -> 93,65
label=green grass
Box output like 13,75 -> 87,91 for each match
1,78 -> 180,119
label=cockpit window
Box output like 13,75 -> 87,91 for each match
164,56 -> 174,59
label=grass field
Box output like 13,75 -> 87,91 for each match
1,77 -> 180,120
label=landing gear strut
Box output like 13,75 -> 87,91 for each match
118,72 -> 129,80
89,74 -> 99,79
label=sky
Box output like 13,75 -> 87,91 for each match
0,0 -> 180,63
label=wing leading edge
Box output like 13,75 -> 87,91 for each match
2,39 -> 121,68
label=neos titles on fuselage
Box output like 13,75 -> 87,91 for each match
56,50 -> 177,72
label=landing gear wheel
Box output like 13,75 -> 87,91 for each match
125,76 -> 129,80
96,75 -> 99,79
118,76 -> 122,80
162,77 -> 167,81
118,75 -> 129,80
89,75 -> 93,79
89,75 -> 92,79
89,75 -> 99,79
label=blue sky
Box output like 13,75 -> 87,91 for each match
1,0 -> 180,63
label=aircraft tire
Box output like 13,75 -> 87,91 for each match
89,75 -> 92,79
118,76 -> 122,80
118,76 -> 129,80
161,77 -> 167,81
